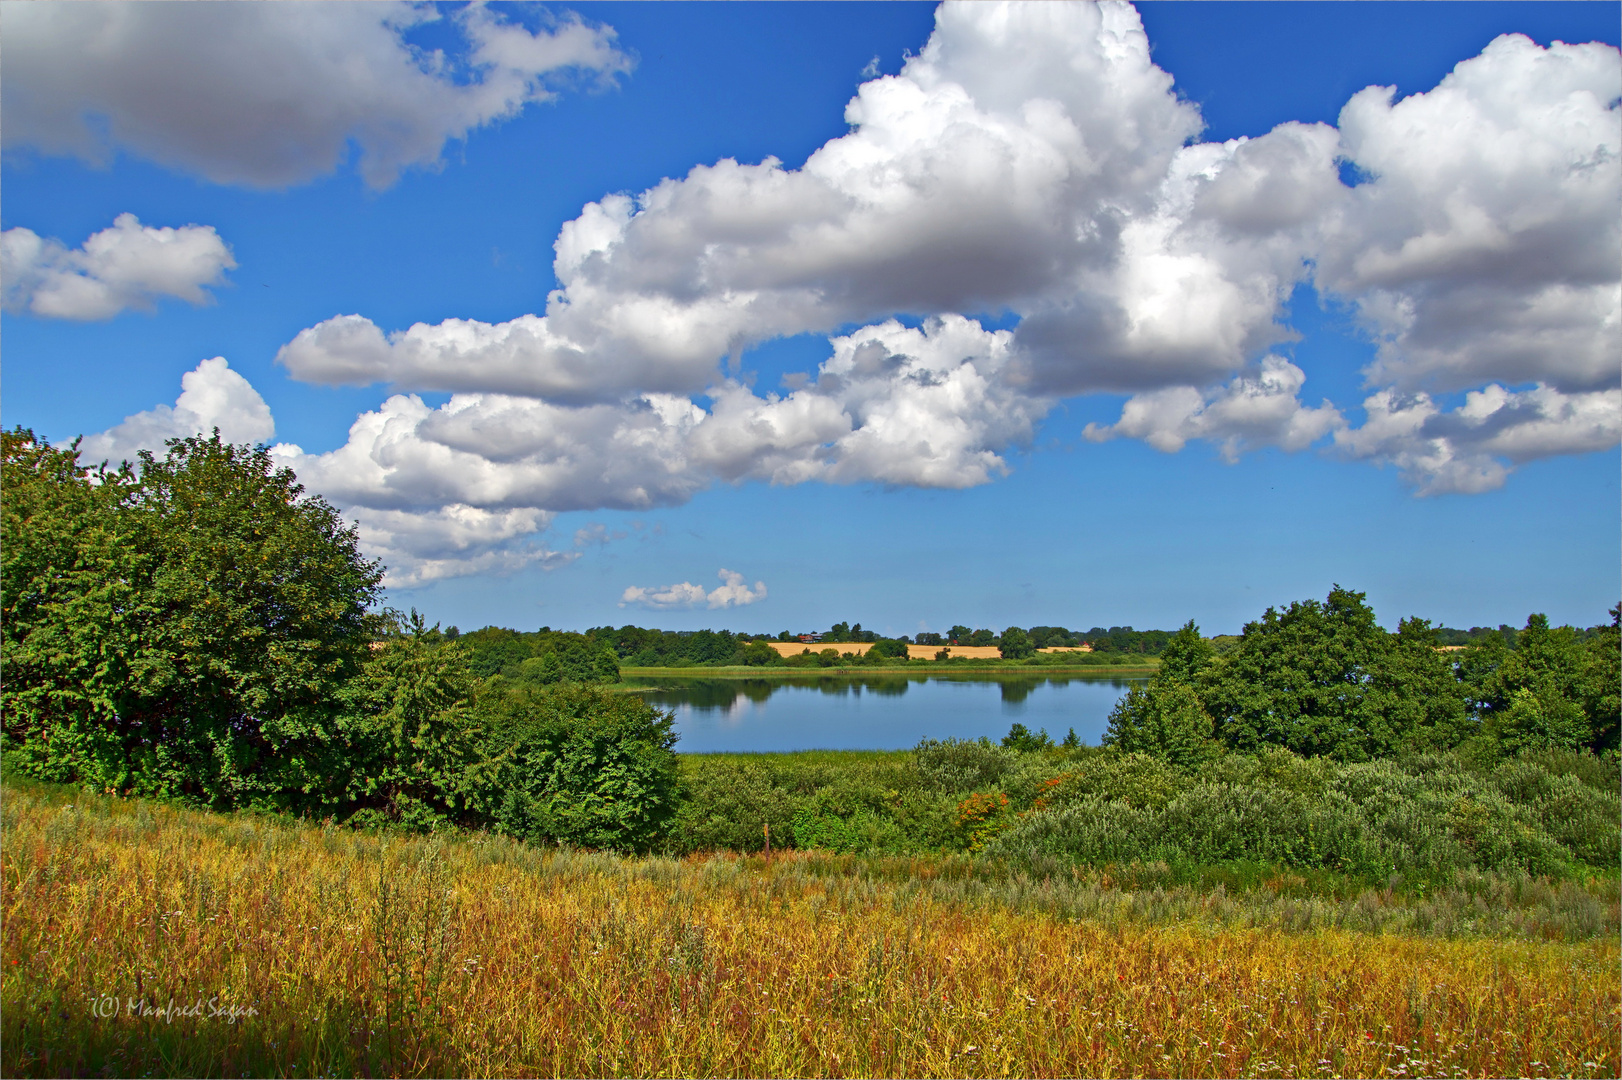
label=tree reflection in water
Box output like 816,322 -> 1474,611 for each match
624,674 -> 1138,713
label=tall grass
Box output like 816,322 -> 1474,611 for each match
4,776 -> 1617,1078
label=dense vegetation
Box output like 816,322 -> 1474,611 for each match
1106,590 -> 1618,762
1,430 -> 676,848
661,743 -> 1619,885
4,430 -> 1616,886
4,430 -> 1619,1078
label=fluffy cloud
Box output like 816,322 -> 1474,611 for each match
621,569 -> 767,611
77,4 -> 1622,586
1334,384 -> 1622,495
79,357 -> 272,465
343,505 -> 575,589
1,2 -> 632,189
277,1 -> 1209,401
1318,34 -> 1621,395
1084,356 -> 1343,460
2,213 -> 235,320
274,315 -> 1038,516
263,316 -> 1033,583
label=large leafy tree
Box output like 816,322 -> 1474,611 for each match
1465,610 -> 1620,754
1202,586 -> 1467,761
2,430 -> 383,809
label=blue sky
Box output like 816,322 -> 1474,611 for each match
4,1 -> 1618,637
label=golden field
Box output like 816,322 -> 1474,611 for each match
3,777 -> 1617,1079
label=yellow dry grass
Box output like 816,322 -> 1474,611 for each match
4,781 -> 1617,1078
906,644 -> 1005,660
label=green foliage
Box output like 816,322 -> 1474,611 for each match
1000,722 -> 1053,753
988,747 -> 1617,883
2,429 -> 382,811
867,638 -> 910,661
332,615 -> 481,831
998,626 -> 1034,659
663,739 -> 1617,887
1156,620 -> 1215,683
1103,680 -> 1218,768
1034,751 -> 1187,811
1202,586 -> 1468,760
462,628 -> 621,684
913,737 -> 1016,792
1467,611 -> 1620,755
476,683 -> 680,852
738,640 -> 780,666
1,429 -> 685,849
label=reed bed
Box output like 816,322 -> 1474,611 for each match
4,781 -> 1617,1079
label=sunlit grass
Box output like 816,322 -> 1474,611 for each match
4,777 -> 1616,1078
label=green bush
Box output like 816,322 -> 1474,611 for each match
913,738 -> 1016,792
475,684 -> 679,852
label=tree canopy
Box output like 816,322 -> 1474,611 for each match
1106,587 -> 1617,764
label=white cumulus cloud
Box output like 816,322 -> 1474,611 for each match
621,569 -> 767,610
276,0 -> 1207,401
1,2 -> 633,189
1084,356 -> 1343,461
79,357 -> 273,465
2,213 -> 235,320
1318,34 -> 1621,395
70,3 -> 1622,585
1334,383 -> 1622,495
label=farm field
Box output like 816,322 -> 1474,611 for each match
4,774 -> 1617,1079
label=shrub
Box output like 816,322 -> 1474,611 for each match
475,684 -> 679,852
913,738 -> 1015,792
1032,751 -> 1186,811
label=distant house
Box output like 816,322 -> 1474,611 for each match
798,632 -> 824,643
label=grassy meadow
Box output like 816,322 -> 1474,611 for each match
4,772 -> 1618,1079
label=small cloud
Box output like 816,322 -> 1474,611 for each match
707,568 -> 767,609
80,356 -> 271,464
2,213 -> 235,320
574,522 -> 628,548
619,580 -> 707,610
619,568 -> 768,610
860,55 -> 880,79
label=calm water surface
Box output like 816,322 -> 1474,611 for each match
623,673 -> 1146,752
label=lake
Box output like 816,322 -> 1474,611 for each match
622,672 -> 1147,752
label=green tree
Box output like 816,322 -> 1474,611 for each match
739,640 -> 780,666
475,683 -> 680,852
1472,613 -> 1614,754
2,430 -> 382,810
949,625 -> 973,645
867,638 -> 910,661
1580,605 -> 1620,753
998,626 -> 1034,659
332,613 -> 482,829
1001,722 -> 1053,753
1203,586 -> 1464,761
1157,620 -> 1215,683
1103,680 -> 1218,768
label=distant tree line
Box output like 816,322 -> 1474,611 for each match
443,622 -> 1190,671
